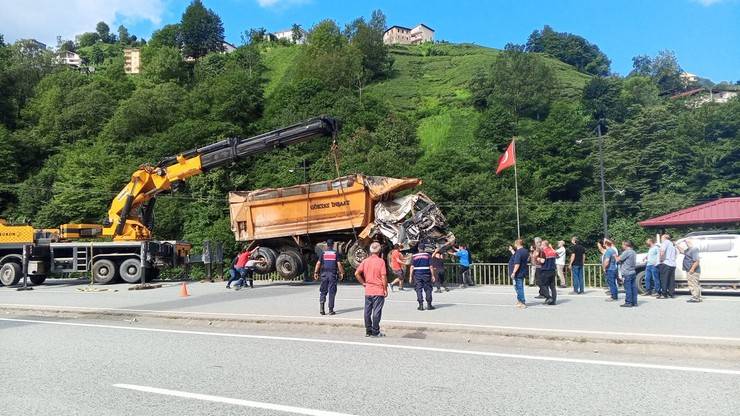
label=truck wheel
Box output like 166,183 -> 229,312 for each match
92,259 -> 118,284
275,251 -> 304,279
30,275 -> 47,285
253,247 -> 277,274
119,259 -> 143,283
347,242 -> 368,269
0,263 -> 22,286
636,270 -> 647,295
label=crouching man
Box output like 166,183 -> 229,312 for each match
355,242 -> 388,337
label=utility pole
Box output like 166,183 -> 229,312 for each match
597,120 -> 608,239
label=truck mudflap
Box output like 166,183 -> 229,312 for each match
371,192 -> 455,250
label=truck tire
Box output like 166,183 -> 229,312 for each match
119,258 -> 143,283
253,247 -> 277,274
347,242 -> 368,269
275,251 -> 304,279
0,263 -> 22,286
636,270 -> 647,295
30,275 -> 47,285
92,259 -> 118,284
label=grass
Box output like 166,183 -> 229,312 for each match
261,45 -> 301,98
416,107 -> 479,153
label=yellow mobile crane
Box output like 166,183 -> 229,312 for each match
0,117 -> 339,286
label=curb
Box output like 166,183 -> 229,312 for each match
2,304 -> 740,359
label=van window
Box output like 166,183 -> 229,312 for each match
695,239 -> 734,253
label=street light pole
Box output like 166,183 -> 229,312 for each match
597,120 -> 608,239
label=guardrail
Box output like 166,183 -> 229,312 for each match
246,263 -> 607,287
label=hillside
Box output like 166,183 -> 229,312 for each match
262,42 -> 591,152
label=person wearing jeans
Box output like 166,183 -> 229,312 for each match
601,239 -> 619,301
644,238 -> 661,296
569,237 -> 586,294
354,242 -> 388,337
508,239 -> 529,308
617,240 -> 637,307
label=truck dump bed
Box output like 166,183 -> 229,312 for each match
229,174 -> 421,242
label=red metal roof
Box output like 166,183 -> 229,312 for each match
639,197 -> 740,227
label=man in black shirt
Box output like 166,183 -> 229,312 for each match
569,236 -> 586,294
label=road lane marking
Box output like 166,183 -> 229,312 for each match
113,384 -> 356,416
3,317 -> 740,376
335,297 -> 547,309
1,303 -> 738,343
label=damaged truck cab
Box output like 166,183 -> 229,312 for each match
228,174 -> 455,279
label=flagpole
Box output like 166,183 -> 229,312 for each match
513,139 -> 521,239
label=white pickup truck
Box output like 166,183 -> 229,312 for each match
635,232 -> 740,293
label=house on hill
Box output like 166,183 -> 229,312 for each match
57,51 -> 81,67
383,24 -> 434,45
272,27 -> 307,44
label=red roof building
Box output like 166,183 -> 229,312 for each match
639,197 -> 740,227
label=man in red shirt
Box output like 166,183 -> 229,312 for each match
227,246 -> 259,289
355,242 -> 388,337
388,244 -> 407,291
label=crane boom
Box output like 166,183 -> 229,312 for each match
62,116 -> 339,241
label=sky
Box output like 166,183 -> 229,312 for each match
1,0 -> 738,81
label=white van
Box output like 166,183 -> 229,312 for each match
635,232 -> 740,293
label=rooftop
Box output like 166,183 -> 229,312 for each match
639,197 -> 740,227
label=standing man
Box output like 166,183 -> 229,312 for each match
355,242 -> 388,337
644,238 -> 661,296
388,244 -> 407,292
569,237 -> 586,294
617,240 -> 638,307
679,239 -> 702,303
601,239 -> 619,301
555,240 -> 567,288
431,250 -> 448,293
410,244 -> 436,311
509,239 -> 529,308
226,245 -> 260,289
313,239 -> 345,316
658,234 -> 677,299
537,240 -> 558,305
453,244 -> 474,287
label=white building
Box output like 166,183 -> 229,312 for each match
272,27 -> 307,44
222,41 -> 237,53
57,51 -> 81,67
383,24 -> 435,45
123,48 -> 141,74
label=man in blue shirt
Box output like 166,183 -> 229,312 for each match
601,239 -> 619,301
658,234 -> 677,299
313,239 -> 345,316
410,244 -> 436,311
453,244 -> 474,287
509,239 -> 529,308
644,238 -> 661,296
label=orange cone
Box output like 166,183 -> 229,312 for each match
179,282 -> 190,297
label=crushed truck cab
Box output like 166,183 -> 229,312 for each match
229,174 -> 455,279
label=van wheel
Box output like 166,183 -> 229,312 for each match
119,259 -> 143,283
347,242 -> 368,269
275,251 -> 304,279
92,259 -> 118,284
0,263 -> 22,286
636,271 -> 647,295
30,275 -> 47,285
253,247 -> 277,274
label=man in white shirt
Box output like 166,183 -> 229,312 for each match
555,240 -> 567,288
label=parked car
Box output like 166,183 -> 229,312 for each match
635,231 -> 740,294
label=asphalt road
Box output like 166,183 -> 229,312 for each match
1,279 -> 740,342
1,314 -> 739,416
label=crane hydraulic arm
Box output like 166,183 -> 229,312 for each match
62,116 -> 339,241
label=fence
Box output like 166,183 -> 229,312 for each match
245,263 -> 606,287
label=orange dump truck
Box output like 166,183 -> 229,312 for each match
229,174 -> 455,278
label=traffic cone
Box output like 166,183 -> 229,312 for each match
179,282 -> 190,297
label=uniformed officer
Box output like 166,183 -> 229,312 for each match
313,239 -> 345,315
410,243 -> 436,311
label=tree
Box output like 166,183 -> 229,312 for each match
149,24 -> 181,49
345,10 -> 393,81
582,76 -> 624,122
96,21 -> 111,43
629,50 -> 683,93
291,24 -> 303,43
181,0 -> 225,59
245,28 -> 268,44
525,25 -> 611,76
118,25 -> 131,45
295,20 -> 362,90
76,32 -> 100,48
141,46 -> 190,84
89,44 -> 105,65
59,40 -> 76,52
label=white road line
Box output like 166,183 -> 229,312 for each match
113,384 -> 356,416
335,297 -> 545,309
3,317 -> 740,376
1,303 -> 738,342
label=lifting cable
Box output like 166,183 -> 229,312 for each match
329,134 -> 361,254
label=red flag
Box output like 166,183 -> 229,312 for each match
496,140 -> 516,175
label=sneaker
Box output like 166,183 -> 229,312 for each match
371,332 -> 386,338
535,295 -> 545,299
417,304 -> 424,311
516,302 -> 527,309
687,298 -> 702,303
444,287 -> 450,292
605,297 -> 617,302
620,303 -> 633,308
329,310 -> 336,315
226,286 -> 231,289
366,332 -> 372,337
427,305 -> 436,310
546,300 -> 556,306
645,291 -> 653,296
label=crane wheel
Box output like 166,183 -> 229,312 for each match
0,263 -> 22,286
92,259 -> 118,284
119,259 -> 143,283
